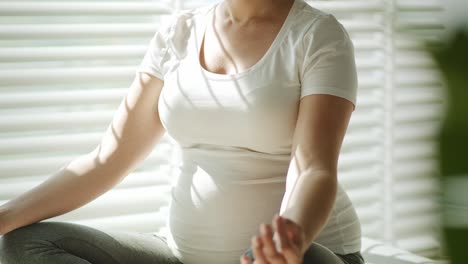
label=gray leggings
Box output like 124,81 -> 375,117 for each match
0,221 -> 365,264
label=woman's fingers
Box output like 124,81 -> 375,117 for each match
249,216 -> 305,264
260,223 -> 286,263
260,224 -> 280,257
273,215 -> 291,251
240,254 -> 253,264
273,216 -> 303,264
252,235 -> 269,264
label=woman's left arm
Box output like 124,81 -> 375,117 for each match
279,92 -> 354,252
241,93 -> 354,264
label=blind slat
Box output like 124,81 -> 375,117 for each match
0,89 -> 126,108
0,2 -> 172,16
0,46 -> 146,62
0,24 -> 157,39
0,66 -> 134,85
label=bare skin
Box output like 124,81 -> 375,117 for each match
200,0 -> 295,75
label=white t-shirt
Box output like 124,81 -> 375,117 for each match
137,0 -> 361,263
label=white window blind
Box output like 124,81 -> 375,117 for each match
392,0 -> 444,257
0,0 -> 445,259
0,0 -> 179,233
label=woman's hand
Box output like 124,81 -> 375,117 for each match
240,214 -> 307,264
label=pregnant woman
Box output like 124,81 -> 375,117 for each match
0,0 -> 364,263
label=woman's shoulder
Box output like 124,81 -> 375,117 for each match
294,1 -> 350,42
160,4 -> 214,37
154,4 -> 214,58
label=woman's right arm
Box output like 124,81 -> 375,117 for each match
0,72 -> 166,235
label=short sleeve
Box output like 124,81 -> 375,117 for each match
300,14 -> 358,110
136,19 -> 173,80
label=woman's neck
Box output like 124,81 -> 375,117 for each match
221,0 -> 294,25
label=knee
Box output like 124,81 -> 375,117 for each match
1,224 -> 33,263
2,221 -> 50,244
0,222 -> 60,263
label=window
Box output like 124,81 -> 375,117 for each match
0,0 -> 444,259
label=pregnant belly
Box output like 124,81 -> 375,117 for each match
167,169 -> 286,254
